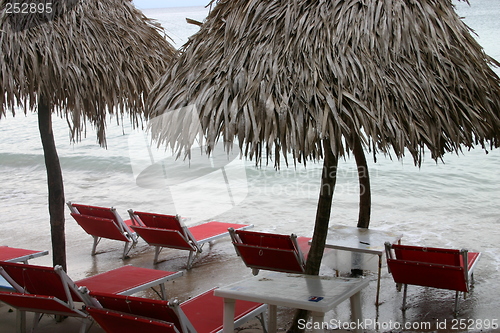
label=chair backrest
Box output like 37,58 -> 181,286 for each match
0,261 -> 82,302
90,288 -> 265,333
385,243 -> 471,292
128,211 -> 197,251
68,202 -> 119,220
87,307 -> 180,333
392,244 -> 462,266
0,291 -> 87,318
230,229 -> 306,274
129,211 -> 183,232
235,229 -> 297,249
67,202 -> 133,240
90,292 -> 182,329
70,213 -> 131,242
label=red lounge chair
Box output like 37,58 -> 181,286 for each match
67,201 -> 139,259
128,210 -> 254,268
87,288 -> 267,333
0,261 -> 182,332
0,246 -> 49,264
0,246 -> 51,329
384,242 -> 481,315
229,228 -> 311,275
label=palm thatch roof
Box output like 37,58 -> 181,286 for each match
1,0 -> 177,145
147,0 -> 500,167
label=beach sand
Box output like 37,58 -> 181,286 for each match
1,238 -> 498,333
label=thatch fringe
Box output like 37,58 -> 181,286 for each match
1,0 -> 177,146
147,0 -> 500,167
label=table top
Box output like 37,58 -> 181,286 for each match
321,225 -> 403,255
214,272 -> 370,313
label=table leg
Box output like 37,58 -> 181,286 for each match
350,291 -> 363,333
376,254 -> 382,305
222,298 -> 236,333
311,312 -> 325,333
268,304 -> 277,333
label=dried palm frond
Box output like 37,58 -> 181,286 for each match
147,0 -> 500,167
0,0 -> 177,146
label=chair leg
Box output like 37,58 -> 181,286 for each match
122,242 -> 132,259
256,311 -> 268,333
147,284 -> 168,300
153,246 -> 162,264
80,319 -> 89,333
31,312 -> 42,332
186,251 -> 195,270
160,283 -> 167,300
91,237 -> 100,255
402,284 -> 408,311
454,291 -> 460,316
16,310 -> 26,333
80,317 -> 94,333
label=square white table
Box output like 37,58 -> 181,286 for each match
214,272 -> 370,333
320,225 -> 403,305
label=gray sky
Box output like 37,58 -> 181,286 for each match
132,0 -> 209,9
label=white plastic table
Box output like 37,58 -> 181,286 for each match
214,272 -> 370,333
320,225 -> 403,304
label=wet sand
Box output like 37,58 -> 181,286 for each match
1,235 -> 498,333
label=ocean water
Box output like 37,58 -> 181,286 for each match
1,0 -> 500,328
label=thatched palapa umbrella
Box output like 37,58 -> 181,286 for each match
147,0 -> 500,323
1,0 -> 177,270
